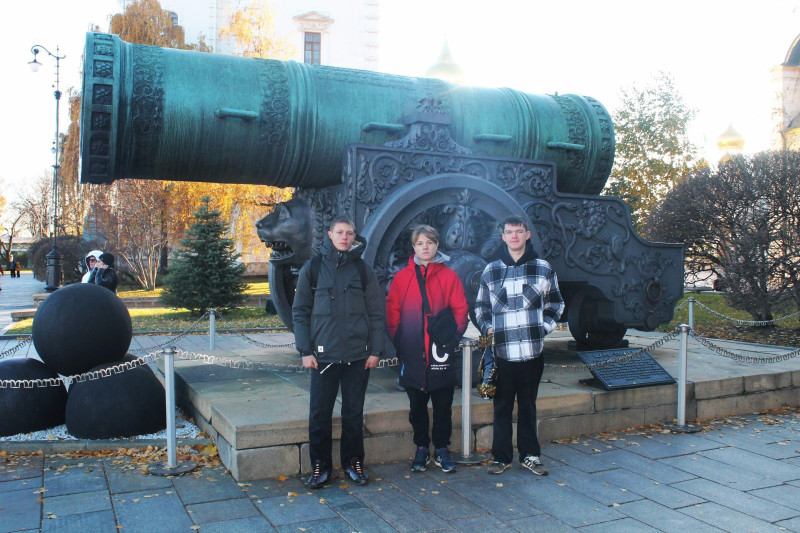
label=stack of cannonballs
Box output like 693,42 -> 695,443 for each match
0,283 -> 166,438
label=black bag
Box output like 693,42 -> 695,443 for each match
477,343 -> 497,399
415,265 -> 460,353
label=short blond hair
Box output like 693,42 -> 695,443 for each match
410,224 -> 439,244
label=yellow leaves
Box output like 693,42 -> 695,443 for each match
278,476 -> 287,481
33,487 -> 47,494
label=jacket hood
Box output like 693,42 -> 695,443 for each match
85,249 -> 103,268
499,239 -> 538,267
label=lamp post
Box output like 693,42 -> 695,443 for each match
29,45 -> 65,291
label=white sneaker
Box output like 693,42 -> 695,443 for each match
521,455 -> 548,476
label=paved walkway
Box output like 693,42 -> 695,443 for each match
1,408 -> 799,532
0,271 -> 42,335
3,281 -> 800,531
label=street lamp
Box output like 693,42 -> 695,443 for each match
29,45 -> 65,291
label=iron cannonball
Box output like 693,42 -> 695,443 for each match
65,355 -> 166,439
32,283 -> 132,376
0,358 -> 67,437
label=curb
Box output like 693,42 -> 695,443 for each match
0,437 -> 211,454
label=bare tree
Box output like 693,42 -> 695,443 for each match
646,151 -> 800,322
12,173 -> 53,240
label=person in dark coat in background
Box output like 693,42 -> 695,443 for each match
90,252 -> 118,293
386,225 -> 468,474
292,216 -> 386,489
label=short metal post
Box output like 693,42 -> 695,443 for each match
687,297 -> 695,331
455,339 -> 489,465
148,347 -> 197,475
209,309 -> 216,351
663,324 -> 701,433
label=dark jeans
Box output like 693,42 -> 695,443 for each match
492,356 -> 544,463
406,386 -> 454,449
308,360 -> 370,469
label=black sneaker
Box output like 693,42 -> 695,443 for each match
306,460 -> 331,489
434,447 -> 457,473
411,446 -> 430,472
344,456 -> 369,485
521,455 -> 548,476
487,461 -> 511,475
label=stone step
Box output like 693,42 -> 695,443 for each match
11,308 -> 36,321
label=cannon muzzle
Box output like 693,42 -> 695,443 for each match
80,32 -> 614,194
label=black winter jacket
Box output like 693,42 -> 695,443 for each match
89,267 -> 118,293
292,234 -> 385,364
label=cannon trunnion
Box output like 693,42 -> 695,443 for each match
80,33 -> 684,349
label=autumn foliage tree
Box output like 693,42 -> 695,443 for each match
218,0 -> 296,58
606,72 -> 699,231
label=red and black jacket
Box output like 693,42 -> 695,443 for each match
386,253 -> 468,391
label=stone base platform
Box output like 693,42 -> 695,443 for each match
157,330 -> 800,481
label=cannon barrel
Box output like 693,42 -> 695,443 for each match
80,32 -> 614,194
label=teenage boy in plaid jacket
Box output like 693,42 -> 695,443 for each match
475,215 -> 564,476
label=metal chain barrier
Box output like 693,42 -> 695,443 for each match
688,331 -> 800,364
544,328 -> 681,371
692,300 -> 800,327
236,332 -> 296,349
129,310 -> 212,354
0,338 -> 33,360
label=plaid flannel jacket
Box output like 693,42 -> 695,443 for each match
475,256 -> 564,362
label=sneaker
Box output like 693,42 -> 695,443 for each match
411,446 -> 430,472
344,456 -> 369,485
306,460 -> 331,489
487,461 -> 511,475
521,455 -> 549,476
433,447 -> 457,473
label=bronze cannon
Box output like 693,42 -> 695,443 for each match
80,32 -> 683,348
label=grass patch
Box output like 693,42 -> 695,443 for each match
6,306 -> 285,335
660,292 -> 800,348
116,276 -> 270,299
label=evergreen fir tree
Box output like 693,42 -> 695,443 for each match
161,197 -> 247,315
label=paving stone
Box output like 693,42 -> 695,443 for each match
591,467 -> 704,509
645,431 -> 726,454
776,516 -> 800,531
699,445 -> 800,483
506,512 -> 577,532
43,488 -> 111,517
196,516 -> 277,533
659,454 -> 782,491
353,486 -> 450,533
112,488 -> 194,533
603,433 -> 698,459
387,475 -> 486,521
0,476 -> 39,494
615,499 -> 723,533
172,468 -> 249,504
748,483 -> 800,512
186,497 -> 260,524
337,506 -> 399,533
549,465 -> 641,506
560,436 -> 619,455
256,492 -> 338,526
40,509 -> 117,533
678,501 -> 786,532
695,428 -> 799,459
43,461 -> 107,497
543,443 -> 621,473
103,458 -> 173,494
274,517 -> 368,533
512,478 -> 625,527
449,514 -> 518,532
576,517 -> 661,532
443,476 -> 543,521
672,477 -> 797,522
240,475 -> 308,500
0,487 -> 41,533
0,454 -> 43,481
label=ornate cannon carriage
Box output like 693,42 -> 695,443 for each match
80,33 -> 683,348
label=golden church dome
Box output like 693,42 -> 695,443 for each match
717,123 -> 745,151
425,40 -> 464,84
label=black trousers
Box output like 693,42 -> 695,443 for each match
492,356 -> 544,463
308,360 -> 370,469
406,386 -> 454,449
